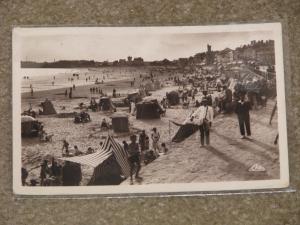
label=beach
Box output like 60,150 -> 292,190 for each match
21,65 -> 279,185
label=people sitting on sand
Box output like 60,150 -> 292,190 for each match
86,147 -> 95,154
128,135 -> 141,184
39,128 -> 53,142
80,111 -> 91,122
90,98 -> 98,111
161,97 -> 169,109
74,112 -> 81,123
100,118 -> 109,130
74,145 -> 84,156
62,140 -> 70,156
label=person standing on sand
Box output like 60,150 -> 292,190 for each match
192,98 -> 214,147
30,87 -> 33,97
235,92 -> 252,139
139,130 -> 148,163
69,88 -> 72,99
128,135 -> 141,184
62,140 -> 70,156
151,127 -> 161,156
64,89 -> 68,97
40,160 -> 50,186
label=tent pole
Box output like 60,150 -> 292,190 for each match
169,120 -> 171,141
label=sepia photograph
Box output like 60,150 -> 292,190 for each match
12,23 -> 289,195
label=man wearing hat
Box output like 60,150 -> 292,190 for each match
192,98 -> 214,147
235,92 -> 252,139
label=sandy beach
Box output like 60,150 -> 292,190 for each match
21,66 -> 279,186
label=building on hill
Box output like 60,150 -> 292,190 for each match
234,40 -> 275,65
216,48 -> 234,64
206,44 -> 215,65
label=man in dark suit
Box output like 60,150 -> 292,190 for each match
235,93 -> 252,139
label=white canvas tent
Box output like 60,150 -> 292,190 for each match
60,135 -> 130,184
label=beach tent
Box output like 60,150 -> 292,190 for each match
111,113 -> 129,133
59,135 -> 130,185
21,115 -> 41,137
99,97 -> 116,111
127,91 -> 142,103
166,91 -> 180,106
136,98 -> 163,119
171,121 -> 199,143
40,99 -> 57,115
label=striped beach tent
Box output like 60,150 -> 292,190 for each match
60,135 -> 130,179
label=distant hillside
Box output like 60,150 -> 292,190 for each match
21,60 -> 99,68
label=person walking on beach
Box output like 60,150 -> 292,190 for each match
64,89 -> 68,97
128,135 -> 141,184
192,98 -> 214,147
235,92 -> 252,139
151,127 -> 161,156
69,88 -> 72,99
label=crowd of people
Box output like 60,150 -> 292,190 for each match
22,63 -> 277,186
122,127 -> 168,184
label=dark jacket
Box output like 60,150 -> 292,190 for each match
235,101 -> 251,117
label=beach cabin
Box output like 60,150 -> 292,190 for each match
166,91 -> 180,106
111,113 -> 129,133
21,115 -> 42,137
136,98 -> 163,119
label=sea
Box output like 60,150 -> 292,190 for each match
20,67 -> 136,93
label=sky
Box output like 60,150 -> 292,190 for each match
19,30 -> 274,62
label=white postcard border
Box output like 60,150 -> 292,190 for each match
12,22 -> 289,195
